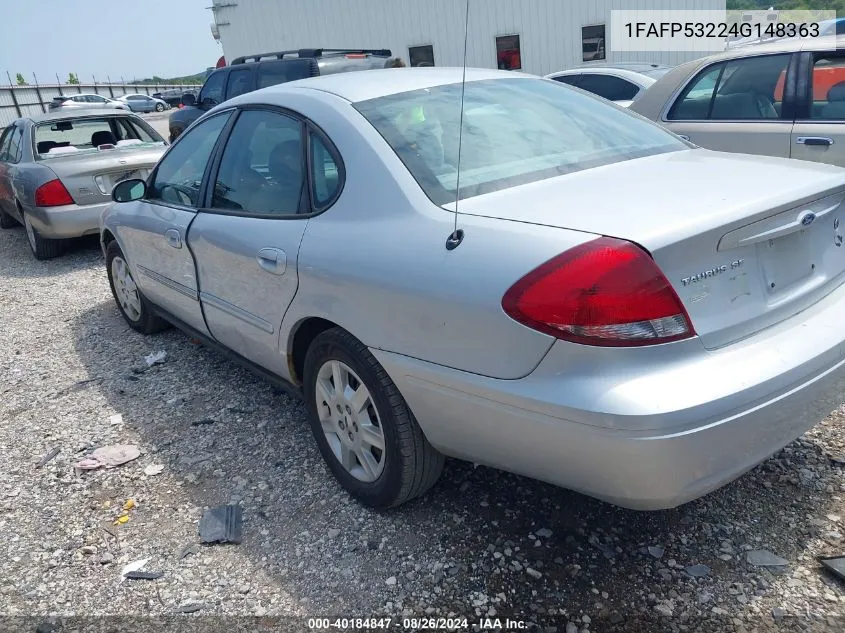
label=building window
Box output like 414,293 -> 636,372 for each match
409,45 -> 435,67
496,35 -> 521,70
582,24 -> 606,62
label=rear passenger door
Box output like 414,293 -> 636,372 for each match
188,107 -> 341,374
661,53 -> 796,158
790,52 -> 845,167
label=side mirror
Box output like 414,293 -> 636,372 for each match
181,92 -> 197,107
112,179 -> 146,203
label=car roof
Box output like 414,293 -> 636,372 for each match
24,109 -> 141,124
247,67 -> 527,103
713,33 -> 845,57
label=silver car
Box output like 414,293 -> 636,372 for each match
102,68 -> 845,510
545,63 -> 672,107
118,94 -> 170,113
0,110 -> 167,259
48,94 -> 130,111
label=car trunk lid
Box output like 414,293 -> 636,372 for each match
451,149 -> 845,349
40,144 -> 166,206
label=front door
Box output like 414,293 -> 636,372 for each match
120,110 -> 232,335
189,107 -> 312,374
791,51 -> 845,168
661,53 -> 795,158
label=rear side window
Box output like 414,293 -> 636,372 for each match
576,75 -> 639,101
551,75 -> 582,87
211,109 -> 304,215
6,127 -> 23,163
226,69 -> 253,100
310,131 -> 342,208
257,60 -> 314,89
669,54 -> 790,121
0,127 -> 13,161
200,71 -> 226,106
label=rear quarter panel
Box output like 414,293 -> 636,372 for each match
272,89 -> 590,380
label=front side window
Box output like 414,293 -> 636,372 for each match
582,25 -> 606,62
356,77 -> 685,205
199,71 -> 226,107
576,74 -> 639,101
87,95 -> 107,103
148,112 -> 231,206
211,109 -> 304,215
496,35 -> 521,70
669,54 -> 790,121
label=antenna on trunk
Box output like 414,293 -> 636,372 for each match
445,0 -> 470,251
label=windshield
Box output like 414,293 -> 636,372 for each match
354,77 -> 686,205
33,116 -> 164,158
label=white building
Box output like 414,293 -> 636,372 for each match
210,0 -> 725,76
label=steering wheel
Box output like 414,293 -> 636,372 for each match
159,182 -> 197,206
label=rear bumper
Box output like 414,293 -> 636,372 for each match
373,280 -> 845,510
28,201 -> 111,239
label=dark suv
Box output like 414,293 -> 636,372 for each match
167,48 -> 392,141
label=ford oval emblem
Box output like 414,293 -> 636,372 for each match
801,212 -> 816,227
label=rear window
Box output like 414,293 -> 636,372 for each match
33,117 -> 164,158
354,78 -> 685,205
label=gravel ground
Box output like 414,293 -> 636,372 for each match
3,227 -> 845,632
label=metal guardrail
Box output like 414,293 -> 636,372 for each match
0,83 -> 202,126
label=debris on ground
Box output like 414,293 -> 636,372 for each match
177,543 -> 199,560
176,603 -> 203,613
648,546 -> 665,559
685,564 -> 710,578
144,350 -> 167,367
120,558 -> 148,580
199,504 -> 243,545
819,555 -> 845,582
123,570 -> 163,581
143,464 -> 164,476
191,418 -> 216,426
123,499 -> 136,511
747,550 -> 790,568
73,445 -> 140,470
35,447 -> 60,469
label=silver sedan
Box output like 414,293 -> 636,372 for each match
0,111 -> 166,259
102,68 -> 845,510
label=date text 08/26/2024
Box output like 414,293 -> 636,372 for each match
307,617 -> 528,630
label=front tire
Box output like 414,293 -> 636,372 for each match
23,213 -> 63,260
303,328 -> 444,508
155,102 -> 164,112
105,241 -> 168,334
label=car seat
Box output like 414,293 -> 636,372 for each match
822,82 -> 845,119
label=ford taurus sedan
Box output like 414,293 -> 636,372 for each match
102,68 -> 845,510
0,111 -> 166,259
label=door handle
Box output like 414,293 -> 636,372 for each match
256,247 -> 287,275
677,134 -> 690,141
796,136 -> 834,146
165,228 -> 182,249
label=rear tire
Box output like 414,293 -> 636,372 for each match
105,241 -> 169,335
23,213 -> 63,260
303,328 -> 444,508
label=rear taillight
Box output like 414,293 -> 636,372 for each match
502,237 -> 694,347
35,179 -> 74,207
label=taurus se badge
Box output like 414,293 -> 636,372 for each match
681,259 -> 744,286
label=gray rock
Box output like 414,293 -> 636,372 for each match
385,576 -> 397,586
647,546 -> 665,559
327,528 -> 341,539
746,550 -> 789,567
535,528 -> 553,538
565,623 -> 578,633
654,603 -> 674,617
526,567 -> 542,579
685,564 -> 710,578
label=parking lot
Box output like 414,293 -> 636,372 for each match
2,227 -> 845,630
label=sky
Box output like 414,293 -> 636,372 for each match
2,0 -> 222,82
